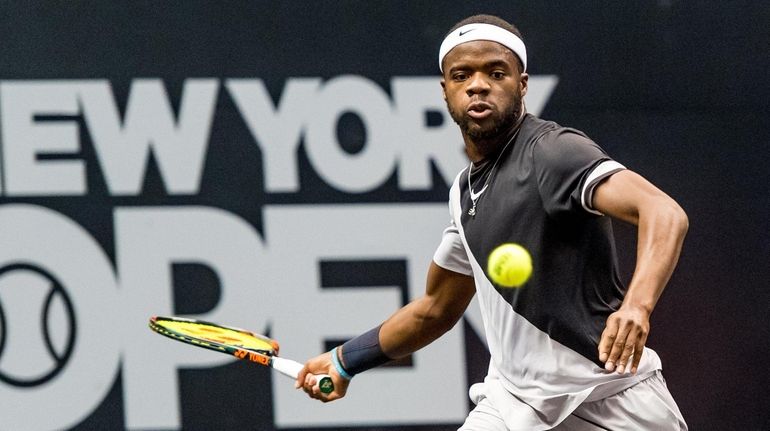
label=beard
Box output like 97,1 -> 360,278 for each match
447,89 -> 523,144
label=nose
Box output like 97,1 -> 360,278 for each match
466,72 -> 491,96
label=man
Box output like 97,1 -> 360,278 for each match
297,14 -> 689,430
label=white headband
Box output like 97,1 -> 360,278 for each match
439,23 -> 527,72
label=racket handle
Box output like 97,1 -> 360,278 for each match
271,357 -> 334,394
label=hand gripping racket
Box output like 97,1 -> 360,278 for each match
148,316 -> 333,394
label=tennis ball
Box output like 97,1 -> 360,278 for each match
487,243 -> 532,287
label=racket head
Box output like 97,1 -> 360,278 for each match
149,315 -> 279,356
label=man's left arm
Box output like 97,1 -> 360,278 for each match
592,169 -> 689,374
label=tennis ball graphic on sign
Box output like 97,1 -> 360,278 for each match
0,264 -> 75,386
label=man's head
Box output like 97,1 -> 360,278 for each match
439,15 -> 529,155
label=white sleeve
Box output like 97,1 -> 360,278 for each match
433,219 -> 473,276
580,160 -> 626,215
432,175 -> 473,276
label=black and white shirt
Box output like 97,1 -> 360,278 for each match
434,114 -> 661,425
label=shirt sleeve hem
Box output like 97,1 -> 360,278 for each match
580,160 -> 626,215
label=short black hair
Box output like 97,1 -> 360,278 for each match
447,14 -> 523,40
444,14 -> 525,72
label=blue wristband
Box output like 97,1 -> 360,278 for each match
331,346 -> 354,380
340,324 -> 391,375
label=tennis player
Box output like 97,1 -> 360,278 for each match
298,14 -> 689,430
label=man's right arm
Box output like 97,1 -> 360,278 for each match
378,261 -> 476,359
296,262 -> 475,401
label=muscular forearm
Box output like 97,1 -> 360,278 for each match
379,263 -> 474,359
593,170 -> 689,314
342,262 -> 474,370
623,197 -> 688,313
380,295 -> 463,359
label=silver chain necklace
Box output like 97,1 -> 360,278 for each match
467,129 -> 519,217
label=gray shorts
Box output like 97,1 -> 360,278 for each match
459,370 -> 687,431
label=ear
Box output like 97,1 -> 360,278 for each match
440,78 -> 447,101
519,73 -> 529,98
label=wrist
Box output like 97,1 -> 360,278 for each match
340,324 -> 392,376
330,346 -> 354,380
620,299 -> 654,316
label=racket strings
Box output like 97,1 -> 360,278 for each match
156,320 -> 278,355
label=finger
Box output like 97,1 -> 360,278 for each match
598,319 -> 619,364
311,378 -> 324,397
300,373 -> 314,397
308,381 -> 339,403
630,331 -> 648,374
295,365 -> 309,389
306,374 -> 333,401
606,323 -> 631,372
301,373 -> 313,397
615,327 -> 638,374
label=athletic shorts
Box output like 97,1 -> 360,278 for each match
459,370 -> 687,431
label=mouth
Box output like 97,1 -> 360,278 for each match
466,101 -> 494,120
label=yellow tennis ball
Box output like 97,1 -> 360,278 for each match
487,243 -> 532,287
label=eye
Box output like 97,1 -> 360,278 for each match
491,70 -> 506,80
452,71 -> 469,81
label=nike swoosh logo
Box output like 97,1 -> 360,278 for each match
459,28 -> 476,36
469,184 -> 488,200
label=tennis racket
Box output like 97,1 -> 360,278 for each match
148,315 -> 333,394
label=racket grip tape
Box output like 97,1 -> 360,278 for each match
272,357 -> 334,394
